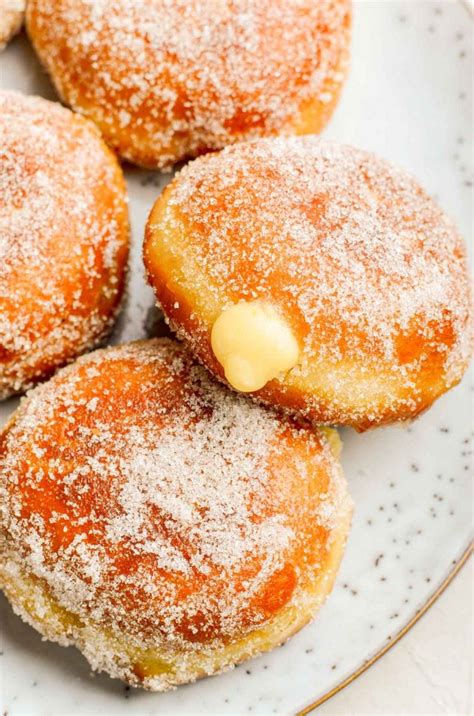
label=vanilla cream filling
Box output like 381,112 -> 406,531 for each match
211,301 -> 299,392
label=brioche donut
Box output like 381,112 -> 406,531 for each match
144,137 -> 473,431
0,91 -> 129,400
0,0 -> 24,50
26,0 -> 351,169
0,338 -> 351,690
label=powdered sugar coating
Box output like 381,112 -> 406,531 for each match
0,338 -> 350,689
144,137 -> 473,429
26,0 -> 351,168
0,90 -> 129,399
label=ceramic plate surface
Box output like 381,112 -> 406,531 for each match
0,2 -> 472,714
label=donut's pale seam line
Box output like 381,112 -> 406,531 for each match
296,540 -> 473,715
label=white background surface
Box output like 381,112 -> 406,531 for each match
317,557 -> 472,715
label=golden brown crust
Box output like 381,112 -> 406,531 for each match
26,0 -> 351,168
144,137 -> 473,431
0,338 -> 351,689
0,90 -> 129,399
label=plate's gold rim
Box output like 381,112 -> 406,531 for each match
298,2 -> 473,710
297,541 -> 473,715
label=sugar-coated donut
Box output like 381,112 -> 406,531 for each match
0,0 -> 24,50
144,137 -> 473,431
0,91 -> 129,400
0,338 -> 351,690
26,0 -> 351,169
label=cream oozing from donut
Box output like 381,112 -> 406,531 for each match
144,136 -> 473,428
211,301 -> 300,392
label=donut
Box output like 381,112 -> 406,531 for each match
0,0 -> 24,50
0,91 -> 129,400
26,0 -> 351,169
0,338 -> 352,690
144,137 -> 473,431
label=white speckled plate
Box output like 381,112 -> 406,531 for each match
0,2 -> 472,714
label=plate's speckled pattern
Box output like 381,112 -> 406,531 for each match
0,2 -> 472,714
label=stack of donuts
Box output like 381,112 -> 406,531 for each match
0,0 -> 471,692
